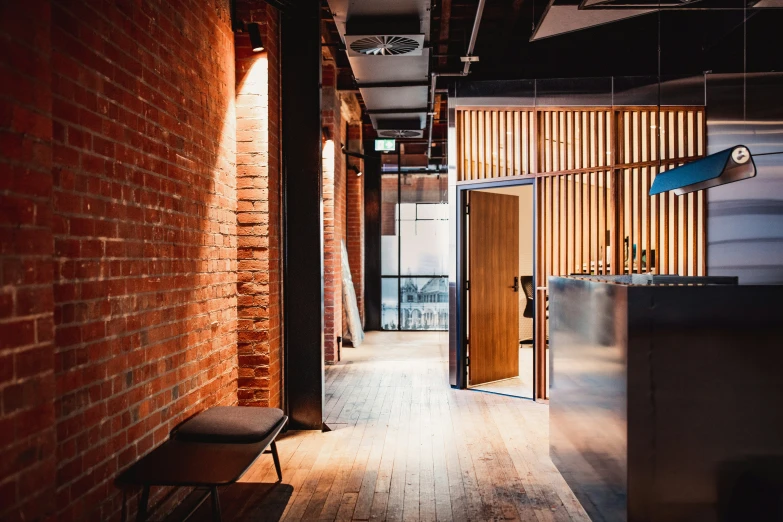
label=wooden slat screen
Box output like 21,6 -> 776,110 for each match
458,109 -> 536,180
457,106 -> 707,399
612,108 -> 706,277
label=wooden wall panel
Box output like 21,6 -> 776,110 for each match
457,106 -> 706,398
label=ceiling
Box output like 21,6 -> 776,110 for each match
321,0 -> 783,165
325,0 -> 433,138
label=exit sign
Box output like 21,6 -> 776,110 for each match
374,139 -> 396,152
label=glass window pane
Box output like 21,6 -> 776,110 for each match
381,278 -> 399,330
381,236 -> 398,275
416,203 -> 440,220
399,277 -> 448,330
436,203 -> 449,220
400,220 -> 448,275
381,172 -> 448,331
399,203 -> 416,220
381,173 -> 398,276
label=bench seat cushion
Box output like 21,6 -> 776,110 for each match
176,406 -> 285,443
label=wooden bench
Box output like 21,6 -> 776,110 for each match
118,407 -> 288,522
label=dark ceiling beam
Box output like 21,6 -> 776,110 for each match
261,0 -> 304,15
502,0 -> 527,43
366,107 -> 429,114
438,0 -> 453,68
356,81 -> 431,89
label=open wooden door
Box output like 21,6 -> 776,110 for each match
468,191 -> 520,385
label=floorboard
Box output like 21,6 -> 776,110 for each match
188,331 -> 589,522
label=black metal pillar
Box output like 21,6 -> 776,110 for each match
363,140 -> 382,331
281,2 -> 324,430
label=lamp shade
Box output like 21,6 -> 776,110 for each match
649,145 -> 756,196
247,22 -> 264,52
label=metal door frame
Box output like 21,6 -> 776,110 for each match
455,177 -> 539,399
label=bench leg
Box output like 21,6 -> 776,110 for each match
136,485 -> 150,522
271,440 -> 283,482
210,486 -> 222,522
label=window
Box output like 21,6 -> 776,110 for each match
381,170 -> 448,331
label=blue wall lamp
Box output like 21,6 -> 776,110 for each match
649,145 -> 756,196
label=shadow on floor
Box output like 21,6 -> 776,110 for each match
186,482 -> 293,522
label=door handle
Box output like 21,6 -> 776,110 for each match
511,276 -> 519,292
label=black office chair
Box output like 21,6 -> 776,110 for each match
520,275 -> 549,346
521,276 -> 534,319
520,276 -> 535,345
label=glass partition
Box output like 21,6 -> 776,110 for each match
453,75 -> 706,107
382,168 -> 449,331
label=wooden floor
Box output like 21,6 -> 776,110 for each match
191,331 -> 590,522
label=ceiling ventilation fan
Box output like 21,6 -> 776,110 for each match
346,34 -> 424,56
377,129 -> 423,139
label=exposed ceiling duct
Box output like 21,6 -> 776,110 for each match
426,0 -> 486,159
326,0 -> 432,135
531,2 -> 652,40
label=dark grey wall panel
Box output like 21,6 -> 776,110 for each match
282,3 -> 325,430
364,141 -> 382,331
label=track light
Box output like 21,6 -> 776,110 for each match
247,23 -> 264,52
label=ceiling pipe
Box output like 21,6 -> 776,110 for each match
463,0 -> 487,75
427,0 -> 486,159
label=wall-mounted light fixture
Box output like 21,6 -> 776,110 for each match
229,0 -> 264,52
348,165 -> 362,177
649,145 -> 756,196
247,22 -> 265,52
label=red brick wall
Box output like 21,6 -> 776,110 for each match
49,1 -> 237,519
2,1 -> 289,519
235,2 -> 283,408
322,62 -> 345,363
0,2 -> 57,520
345,124 -> 364,324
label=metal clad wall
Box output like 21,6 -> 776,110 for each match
706,73 -> 783,284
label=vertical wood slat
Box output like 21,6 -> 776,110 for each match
500,110 -> 506,176
568,112 -> 574,171
466,110 -> 472,180
468,110 -> 472,180
487,109 -> 493,177
547,173 -> 554,276
492,110 -> 499,178
565,174 -> 572,274
672,112 -> 680,275
559,111 -> 566,172
477,111 -> 484,179
553,174 -> 560,276
610,110 -> 620,274
507,111 -> 514,176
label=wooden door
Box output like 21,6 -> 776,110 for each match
468,191 -> 520,385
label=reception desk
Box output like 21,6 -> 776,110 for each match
549,276 -> 783,522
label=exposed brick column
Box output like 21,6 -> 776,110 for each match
0,3 -> 57,520
345,123 -> 365,325
322,62 -> 344,364
235,3 -> 283,406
